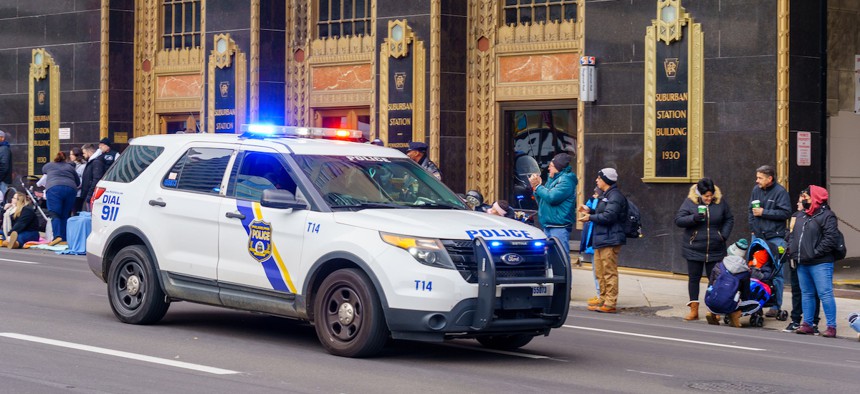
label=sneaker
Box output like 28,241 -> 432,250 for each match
765,309 -> 779,318
795,322 -> 815,335
587,296 -> 602,306
595,305 -> 617,313
587,304 -> 600,311
812,325 -> 820,336
821,326 -> 837,338
783,322 -> 800,332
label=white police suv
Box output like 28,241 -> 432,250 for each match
87,125 -> 571,357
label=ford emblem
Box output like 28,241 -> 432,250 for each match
500,253 -> 524,265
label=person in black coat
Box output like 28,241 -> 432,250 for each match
80,143 -> 106,211
3,192 -> 41,249
675,178 -> 734,321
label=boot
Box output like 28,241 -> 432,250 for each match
729,310 -> 742,328
6,231 -> 17,249
705,312 -> 720,325
684,301 -> 699,321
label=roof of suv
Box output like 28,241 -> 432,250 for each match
130,133 -> 408,158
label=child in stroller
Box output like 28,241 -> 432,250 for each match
739,238 -> 789,326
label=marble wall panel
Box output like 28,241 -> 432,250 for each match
109,8 -> 136,44
74,42 -> 101,90
439,71 -> 465,113
311,65 -> 372,91
498,54 -> 578,84
75,0 -> 102,11
259,29 -> 285,83
584,104 -> 632,134
260,0 -> 286,30
0,93 -> 28,125
157,75 -> 204,99
376,0 -> 430,18
16,0 -> 75,17
590,62 -> 643,106
716,101 -> 776,133
109,90 -> 133,120
0,49 -> 18,94
441,0 -> 466,16
207,0 -> 252,33
62,90 -> 100,123
0,16 -> 48,50
439,135 -> 466,192
704,57 -> 776,103
440,14 -> 466,77
109,42 -> 135,91
439,109 -> 465,138
718,0 -> 777,58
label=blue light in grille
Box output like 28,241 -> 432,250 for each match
489,241 -> 503,248
533,241 -> 545,248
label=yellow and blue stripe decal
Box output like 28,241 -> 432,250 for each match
236,200 -> 297,293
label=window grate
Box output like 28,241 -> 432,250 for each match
162,0 -> 202,50
316,0 -> 371,39
503,0 -> 577,25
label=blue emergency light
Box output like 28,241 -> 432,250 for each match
240,124 -> 364,141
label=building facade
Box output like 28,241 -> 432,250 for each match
0,0 -> 857,271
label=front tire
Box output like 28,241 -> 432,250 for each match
314,269 -> 388,357
476,334 -> 534,350
107,245 -> 169,325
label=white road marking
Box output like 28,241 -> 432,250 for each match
0,333 -> 239,375
443,343 -> 551,359
626,369 -> 674,377
563,325 -> 767,352
0,258 -> 39,265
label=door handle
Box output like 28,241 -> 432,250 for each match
225,211 -> 246,220
148,199 -> 166,207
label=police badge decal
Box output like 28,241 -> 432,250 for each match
248,219 -> 273,262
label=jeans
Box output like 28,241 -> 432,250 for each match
790,263 -> 820,325
761,236 -> 787,310
796,262 -> 837,328
544,226 -> 571,264
46,185 -> 77,241
16,230 -> 40,245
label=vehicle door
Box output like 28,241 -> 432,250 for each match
144,144 -> 234,280
217,147 -> 308,294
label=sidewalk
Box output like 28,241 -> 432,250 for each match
570,257 -> 860,340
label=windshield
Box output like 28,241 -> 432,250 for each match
294,155 -> 467,210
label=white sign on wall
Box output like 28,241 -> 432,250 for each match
855,55 -> 860,114
579,56 -> 597,102
797,131 -> 811,166
58,127 -> 70,140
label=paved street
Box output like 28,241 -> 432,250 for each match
2,250 -> 859,393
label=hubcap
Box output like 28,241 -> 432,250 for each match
127,275 -> 141,296
338,302 -> 355,325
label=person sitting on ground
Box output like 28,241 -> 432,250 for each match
705,255 -> 752,328
2,193 -> 41,249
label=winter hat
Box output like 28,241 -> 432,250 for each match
749,249 -> 769,269
551,153 -> 572,170
99,137 -> 112,147
727,238 -> 749,258
722,255 -> 749,274
0,130 -> 5,138
598,168 -> 618,185
490,201 -> 508,216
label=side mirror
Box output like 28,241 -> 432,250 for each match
261,189 -> 307,210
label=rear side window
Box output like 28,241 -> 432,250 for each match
162,147 -> 233,194
102,145 -> 164,183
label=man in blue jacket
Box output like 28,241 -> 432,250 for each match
529,153 -> 577,263
578,168 -> 627,313
748,165 -> 792,318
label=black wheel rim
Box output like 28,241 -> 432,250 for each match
322,284 -> 364,342
113,259 -> 146,312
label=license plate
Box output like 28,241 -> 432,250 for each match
532,286 -> 549,296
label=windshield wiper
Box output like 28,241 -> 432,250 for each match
330,202 -> 406,209
411,202 -> 463,210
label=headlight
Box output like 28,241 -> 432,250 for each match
380,232 -> 455,269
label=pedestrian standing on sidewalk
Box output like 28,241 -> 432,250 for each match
784,188 -> 821,333
529,152 -> 577,263
675,178 -> 734,321
748,165 -> 792,318
786,185 -> 840,338
578,168 -> 626,313
580,187 -> 602,300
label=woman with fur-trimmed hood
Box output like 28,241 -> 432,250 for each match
675,178 -> 735,321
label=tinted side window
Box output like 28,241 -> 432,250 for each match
162,147 -> 232,194
102,145 -> 165,183
227,152 -> 297,201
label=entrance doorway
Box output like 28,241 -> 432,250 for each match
159,114 -> 200,134
501,104 -> 577,210
312,107 -> 371,141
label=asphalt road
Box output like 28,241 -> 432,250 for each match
1,250 -> 858,393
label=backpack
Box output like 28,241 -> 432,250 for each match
623,197 -> 643,238
812,212 -> 848,261
704,263 -> 743,315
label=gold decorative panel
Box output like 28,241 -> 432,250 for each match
286,0 -> 310,126
379,20 -> 426,148
496,19 -> 580,55
642,1 -> 703,183
99,0 -> 109,139
28,49 -> 60,176
250,0 -> 260,122
466,0 -> 498,199
207,34 -> 247,134
777,0 -> 789,189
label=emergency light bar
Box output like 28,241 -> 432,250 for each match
240,124 -> 364,140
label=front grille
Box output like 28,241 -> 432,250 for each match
442,239 -> 548,283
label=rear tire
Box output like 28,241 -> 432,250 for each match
476,334 -> 534,350
107,245 -> 169,325
314,268 -> 389,357
777,310 -> 788,321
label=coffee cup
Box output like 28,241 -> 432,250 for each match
697,205 -> 707,215
751,200 -> 761,209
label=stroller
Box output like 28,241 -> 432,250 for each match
726,238 -> 789,327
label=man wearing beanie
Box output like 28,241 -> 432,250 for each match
748,165 -> 791,318
99,138 -> 120,169
578,167 -> 627,313
528,152 -> 577,263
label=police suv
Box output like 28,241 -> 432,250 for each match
87,125 -> 571,357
